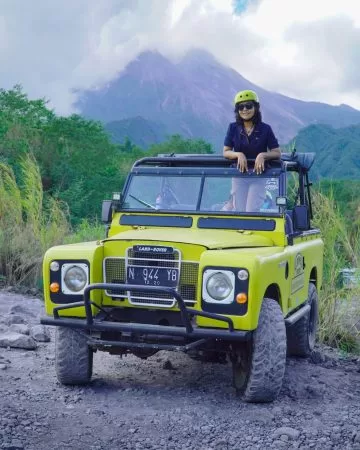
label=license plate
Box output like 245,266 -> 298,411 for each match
126,266 -> 179,287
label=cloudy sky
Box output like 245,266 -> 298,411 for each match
1,0 -> 359,114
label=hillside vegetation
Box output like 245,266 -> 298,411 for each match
0,86 -> 211,224
294,124 -> 360,179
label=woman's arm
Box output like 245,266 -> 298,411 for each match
223,146 -> 238,158
223,146 -> 248,172
254,148 -> 281,174
263,147 -> 281,160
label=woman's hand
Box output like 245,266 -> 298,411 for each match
236,153 -> 248,172
254,153 -> 265,174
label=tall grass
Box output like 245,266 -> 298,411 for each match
64,218 -> 105,244
0,155 -> 69,287
312,189 -> 360,352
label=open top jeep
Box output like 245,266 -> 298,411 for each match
41,153 -> 323,402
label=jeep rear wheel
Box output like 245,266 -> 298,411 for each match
287,282 -> 318,357
232,298 -> 287,403
55,327 -> 93,385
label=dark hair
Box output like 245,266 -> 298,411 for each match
234,101 -> 262,125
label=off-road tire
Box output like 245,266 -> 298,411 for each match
287,282 -> 318,357
233,298 -> 287,403
55,327 -> 93,385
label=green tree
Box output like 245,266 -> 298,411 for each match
0,87 -> 123,223
0,85 -> 54,178
0,88 -> 214,224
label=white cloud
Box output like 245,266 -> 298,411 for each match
0,0 -> 359,113
235,0 -> 360,106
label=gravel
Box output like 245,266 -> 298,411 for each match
0,290 -> 360,450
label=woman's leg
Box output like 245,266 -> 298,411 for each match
232,178 -> 249,211
246,179 -> 267,212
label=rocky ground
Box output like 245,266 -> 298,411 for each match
0,290 -> 360,450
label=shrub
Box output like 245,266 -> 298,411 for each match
64,219 -> 105,244
0,155 -> 69,287
312,190 -> 360,352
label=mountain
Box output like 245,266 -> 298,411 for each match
105,116 -> 168,148
76,49 -> 360,150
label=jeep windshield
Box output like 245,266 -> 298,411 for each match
123,173 -> 281,214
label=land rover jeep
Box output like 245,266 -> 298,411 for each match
41,153 -> 323,403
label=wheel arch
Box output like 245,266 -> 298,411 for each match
309,266 -> 318,288
263,283 -> 282,306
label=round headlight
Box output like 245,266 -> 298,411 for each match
206,272 -> 232,301
63,266 -> 87,292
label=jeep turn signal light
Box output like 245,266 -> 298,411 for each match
50,282 -> 60,293
236,293 -> 247,304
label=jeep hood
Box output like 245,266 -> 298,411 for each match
103,228 -> 273,249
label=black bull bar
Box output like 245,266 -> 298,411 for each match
41,283 -> 252,351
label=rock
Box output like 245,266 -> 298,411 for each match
5,314 -> 27,326
30,325 -> 51,342
310,351 -> 327,364
273,427 -> 300,440
272,440 -> 288,448
9,324 -> 30,335
214,440 -> 228,449
9,304 -> 36,318
163,360 -> 174,370
2,440 -> 24,450
0,363 -> 7,370
0,332 -> 37,350
280,434 -> 289,442
305,384 -> 323,398
272,406 -> 282,415
246,410 -> 274,424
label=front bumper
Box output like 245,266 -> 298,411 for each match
41,283 -> 252,351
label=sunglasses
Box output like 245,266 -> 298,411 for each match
237,102 -> 254,111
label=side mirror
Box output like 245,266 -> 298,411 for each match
101,200 -> 113,224
293,205 -> 310,230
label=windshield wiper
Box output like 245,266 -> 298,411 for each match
129,194 -> 155,209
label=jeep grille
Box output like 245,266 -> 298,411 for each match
104,248 -> 199,308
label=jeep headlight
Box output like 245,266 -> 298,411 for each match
61,263 -> 89,294
203,270 -> 235,304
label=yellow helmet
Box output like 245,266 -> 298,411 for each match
234,90 -> 259,104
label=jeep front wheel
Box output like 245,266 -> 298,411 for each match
55,327 -> 93,385
232,298 -> 287,403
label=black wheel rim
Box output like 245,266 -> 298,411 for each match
308,293 -> 317,349
232,343 -> 251,392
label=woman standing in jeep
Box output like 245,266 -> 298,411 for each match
223,90 -> 281,174
223,90 -> 281,211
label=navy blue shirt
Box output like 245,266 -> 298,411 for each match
224,122 -> 279,159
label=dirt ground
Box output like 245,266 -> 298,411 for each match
0,290 -> 360,450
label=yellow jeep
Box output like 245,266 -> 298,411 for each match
41,153 -> 323,402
